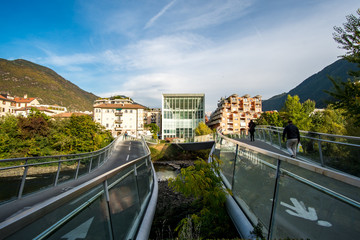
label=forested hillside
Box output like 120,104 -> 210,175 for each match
0,58 -> 98,111
263,59 -> 359,111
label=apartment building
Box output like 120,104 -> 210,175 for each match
208,94 -> 262,134
93,97 -> 145,137
162,93 -> 205,140
144,108 -> 161,127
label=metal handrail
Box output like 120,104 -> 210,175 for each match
0,136 -> 120,203
0,136 -> 118,163
257,125 -> 360,147
232,125 -> 360,174
0,138 -> 155,240
220,131 -> 360,188
260,125 -> 360,140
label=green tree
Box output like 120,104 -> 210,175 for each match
256,111 -> 283,126
168,157 -> 235,239
310,106 -> 347,135
194,122 -> 212,136
333,8 -> 360,76
329,8 -> 360,126
281,95 -> 315,130
145,123 -> 160,139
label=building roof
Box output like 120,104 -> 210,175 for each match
15,106 -> 55,113
0,95 -> 16,102
14,97 -> 37,103
53,112 -> 89,118
94,103 -> 146,109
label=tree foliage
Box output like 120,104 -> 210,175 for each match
0,112 -> 113,159
333,8 -> 360,73
281,95 -> 315,131
310,106 -> 347,135
145,123 -> 160,139
194,122 -> 212,136
256,111 -> 283,127
329,8 -> 360,126
168,157 -> 235,239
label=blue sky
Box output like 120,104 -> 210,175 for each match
0,0 -> 358,111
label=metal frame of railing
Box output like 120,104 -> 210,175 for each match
0,136 -> 157,240
213,128 -> 360,240
0,136 -> 120,204
229,125 -> 360,176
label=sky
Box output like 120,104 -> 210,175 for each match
0,0 -> 358,112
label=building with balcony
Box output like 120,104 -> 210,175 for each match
93,99 -> 145,137
144,108 -> 161,129
162,93 -> 205,140
207,94 -> 262,135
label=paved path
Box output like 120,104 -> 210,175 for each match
235,138 -> 288,156
0,139 -> 146,223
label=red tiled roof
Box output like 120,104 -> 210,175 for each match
53,112 -> 89,118
0,95 -> 16,102
14,97 -> 37,103
94,103 -> 146,109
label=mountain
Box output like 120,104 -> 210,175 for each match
262,59 -> 359,111
0,58 -> 98,111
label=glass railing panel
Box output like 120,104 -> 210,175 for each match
108,172 -> 141,240
90,154 -> 100,171
296,136 -> 322,165
232,150 -> 277,230
219,139 -> 237,185
321,141 -> 360,177
22,163 -> 58,196
7,184 -> 106,240
77,157 -> 92,177
136,161 -> 151,204
279,161 -> 360,203
271,173 -> 360,240
0,167 -> 23,203
57,161 -> 78,184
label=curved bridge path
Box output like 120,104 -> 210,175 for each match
0,139 -> 146,223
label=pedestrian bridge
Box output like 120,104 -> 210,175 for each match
0,127 -> 359,239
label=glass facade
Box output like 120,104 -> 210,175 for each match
162,94 -> 205,139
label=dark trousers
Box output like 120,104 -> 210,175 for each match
249,131 -> 255,141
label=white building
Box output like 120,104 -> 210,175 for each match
0,94 -> 16,116
94,101 -> 145,137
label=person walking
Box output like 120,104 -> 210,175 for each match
248,120 -> 256,142
282,120 -> 300,158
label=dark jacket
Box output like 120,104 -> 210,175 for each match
248,121 -> 256,132
283,123 -> 300,141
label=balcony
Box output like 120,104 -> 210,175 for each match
115,112 -> 123,116
115,120 -> 123,124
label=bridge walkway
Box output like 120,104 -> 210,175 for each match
0,138 -> 155,240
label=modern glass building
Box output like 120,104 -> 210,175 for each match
162,94 -> 205,140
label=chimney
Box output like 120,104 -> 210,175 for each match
24,94 -> 28,99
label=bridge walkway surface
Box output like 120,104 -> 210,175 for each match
0,138 -> 154,239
